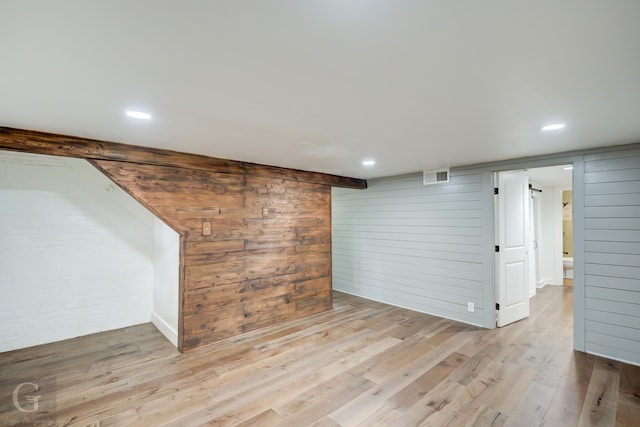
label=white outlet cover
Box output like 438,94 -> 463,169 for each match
467,302 -> 474,312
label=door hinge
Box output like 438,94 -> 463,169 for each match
495,245 -> 500,252
494,188 -> 499,195
496,303 -> 500,310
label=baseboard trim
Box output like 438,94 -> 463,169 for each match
151,312 -> 178,348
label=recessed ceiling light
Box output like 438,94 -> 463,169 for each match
126,110 -> 152,120
542,123 -> 565,131
362,160 -> 375,166
563,166 -> 574,170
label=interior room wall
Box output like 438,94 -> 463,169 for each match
536,185 -> 562,286
94,159 -> 333,351
333,171 -> 490,327
563,190 -> 574,257
152,218 -> 180,347
0,152 -> 156,352
553,186 -> 566,285
528,186 -> 538,297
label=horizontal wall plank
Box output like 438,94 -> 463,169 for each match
586,310 -> 640,331
584,154 -> 640,172
585,206 -> 640,218
333,270 -> 482,297
584,252 -> 640,267
584,193 -> 640,207
584,147 -> 640,161
585,181 -> 640,196
586,331 -> 640,356
585,298 -> 640,317
332,238 -> 483,255
585,275 -> 640,292
585,343 -> 640,366
333,259 -> 483,282
338,183 -> 482,198
330,201 -> 483,213
586,320 -> 640,342
586,287 -> 640,305
584,241 -> 640,255
333,249 -> 483,272
584,168 -> 640,184
333,245 -> 483,263
334,217 -> 483,228
585,218 -> 640,230
333,225 -> 483,237
333,209 -> 483,220
585,264 -> 640,280
334,191 -> 483,206
585,230 -> 640,242
333,230 -> 485,246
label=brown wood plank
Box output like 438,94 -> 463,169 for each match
578,358 -> 622,427
0,127 -> 367,189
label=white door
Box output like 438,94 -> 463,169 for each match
496,172 -> 530,327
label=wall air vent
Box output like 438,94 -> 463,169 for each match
423,169 -> 450,185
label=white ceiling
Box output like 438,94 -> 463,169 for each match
2,1 -> 639,179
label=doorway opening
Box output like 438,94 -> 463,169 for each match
494,164 -> 574,327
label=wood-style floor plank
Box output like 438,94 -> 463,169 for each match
1,286 -> 639,426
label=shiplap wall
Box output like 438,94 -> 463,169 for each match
334,143 -> 640,366
332,171 -> 490,326
583,147 -> 640,364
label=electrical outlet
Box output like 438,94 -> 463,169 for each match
467,302 -> 475,312
202,221 -> 211,236
262,207 -> 269,217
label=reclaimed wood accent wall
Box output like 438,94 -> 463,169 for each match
0,127 -> 367,352
93,160 -> 333,351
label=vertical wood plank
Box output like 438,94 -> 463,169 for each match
578,358 -> 621,427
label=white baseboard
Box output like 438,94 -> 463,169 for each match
537,277 -> 554,288
151,312 -> 178,348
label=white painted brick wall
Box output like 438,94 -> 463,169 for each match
0,152 -> 157,352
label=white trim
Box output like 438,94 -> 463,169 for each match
151,312 -> 178,347
335,289 -> 485,328
537,278 -> 553,288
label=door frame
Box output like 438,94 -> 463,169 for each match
484,157 -> 584,352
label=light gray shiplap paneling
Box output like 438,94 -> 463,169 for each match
583,148 -> 640,365
332,171 -> 488,327
332,143 -> 640,366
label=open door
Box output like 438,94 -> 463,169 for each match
496,172 -> 530,327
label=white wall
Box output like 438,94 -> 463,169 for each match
152,218 -> 180,347
536,185 -> 563,286
553,186 -> 566,285
0,151 -> 178,352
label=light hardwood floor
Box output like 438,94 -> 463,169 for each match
1,286 -> 639,426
